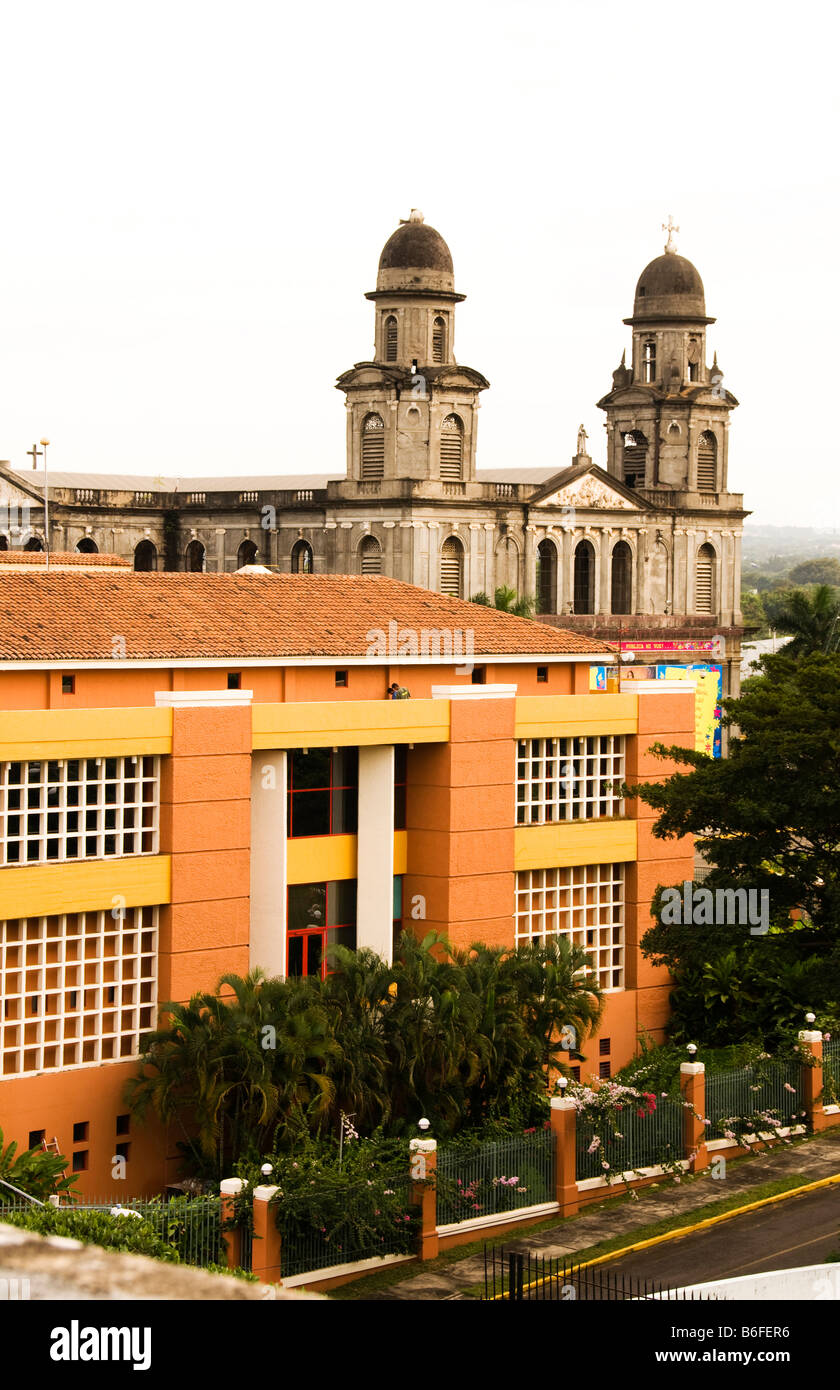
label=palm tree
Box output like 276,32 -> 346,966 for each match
773,585 -> 840,657
470,585 -> 536,618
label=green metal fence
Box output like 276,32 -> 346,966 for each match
437,1130 -> 555,1226
0,1193 -> 227,1269
822,1038 -> 840,1105
575,1098 -> 684,1181
276,1173 -> 419,1278
705,1060 -> 804,1139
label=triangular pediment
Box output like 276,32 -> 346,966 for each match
528,464 -> 649,512
0,464 -> 44,510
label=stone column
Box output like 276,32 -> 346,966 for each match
357,745 -> 395,963
483,523 -> 495,598
562,531 -> 576,615
550,1097 -> 579,1217
522,524 -> 536,601
410,1138 -> 439,1260
469,523 -> 482,596
214,527 -> 226,574
337,521 -> 353,575
598,529 -> 612,614
382,520 -> 396,576
635,528 -> 647,615
680,1062 -> 708,1172
427,521 -> 439,591
251,1184 -> 283,1284
684,529 -> 696,612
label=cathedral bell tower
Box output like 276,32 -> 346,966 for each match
335,210 -> 488,495
598,218 -> 738,498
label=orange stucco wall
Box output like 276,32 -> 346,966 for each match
0,658 -> 580,710
0,659 -> 697,1195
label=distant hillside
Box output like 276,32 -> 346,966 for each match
742,524 -> 840,568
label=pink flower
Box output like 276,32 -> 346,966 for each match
824,1033 -> 831,1041
602,1161 -> 610,1170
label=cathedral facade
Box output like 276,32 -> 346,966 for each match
0,211 -> 746,698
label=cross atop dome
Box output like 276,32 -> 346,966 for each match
662,214 -> 680,254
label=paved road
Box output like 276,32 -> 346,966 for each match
595,1186 -> 840,1289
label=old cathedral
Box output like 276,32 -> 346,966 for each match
0,210 -> 746,700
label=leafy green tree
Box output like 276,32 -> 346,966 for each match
766,585 -> 840,656
470,586 -> 536,618
630,652 -> 840,936
789,557 -> 840,587
626,651 -> 840,1044
0,1128 -> 79,1205
127,932 -> 605,1173
740,589 -> 766,632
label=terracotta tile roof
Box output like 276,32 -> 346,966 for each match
0,551 -> 131,568
0,572 -> 617,662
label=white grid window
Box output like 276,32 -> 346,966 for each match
0,756 -> 159,867
516,736 -> 624,825
515,864 -> 624,991
0,907 -> 158,1077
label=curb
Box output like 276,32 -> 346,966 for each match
484,1170 -> 840,1299
567,1171 -> 840,1273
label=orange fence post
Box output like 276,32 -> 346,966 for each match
550,1097 -> 579,1217
410,1138 -> 439,1261
680,1061 -> 707,1172
219,1177 -> 245,1270
798,1027 -> 827,1132
251,1184 -> 283,1284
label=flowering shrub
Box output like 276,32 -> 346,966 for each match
562,1077 -> 687,1188
235,1137 -> 420,1268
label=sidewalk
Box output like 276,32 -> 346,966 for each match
361,1128 -> 840,1300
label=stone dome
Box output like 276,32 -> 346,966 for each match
375,210 -> 456,295
631,251 -> 708,322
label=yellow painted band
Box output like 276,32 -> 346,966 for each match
0,855 -> 171,918
253,699 -> 450,750
0,707 -> 172,761
286,835 -> 357,885
514,818 -> 637,871
515,694 -> 637,740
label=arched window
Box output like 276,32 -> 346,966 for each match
359,535 -> 382,575
24,536 -> 44,552
238,539 -> 258,567
440,415 -> 464,481
687,337 -> 701,381
0,535 -> 8,551
611,540 -> 632,615
623,430 -> 647,489
697,431 -> 717,492
291,539 -> 313,574
643,340 -> 657,383
186,540 -> 206,572
440,536 -> 464,597
573,539 -> 595,614
695,543 -> 716,614
384,316 -> 398,363
536,539 -> 558,614
432,316 -> 446,364
134,540 -> 157,572
361,413 -> 385,481
76,537 -> 98,554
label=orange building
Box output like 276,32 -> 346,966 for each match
0,565 -> 695,1194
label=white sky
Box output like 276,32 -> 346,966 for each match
1,0 -> 838,528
